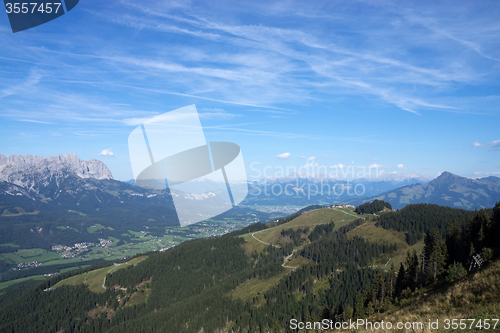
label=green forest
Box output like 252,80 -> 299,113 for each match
354,199 -> 392,215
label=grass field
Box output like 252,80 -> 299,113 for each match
346,220 -> 425,270
230,269 -> 290,303
229,254 -> 314,303
57,226 -> 79,232
241,208 -> 360,255
0,243 -> 18,248
54,256 -> 147,293
0,248 -> 61,264
87,223 -> 106,234
59,265 -> 90,274
285,255 -> 313,268
1,207 -> 38,217
0,275 -> 47,290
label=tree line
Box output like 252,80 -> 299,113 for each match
355,199 -> 392,214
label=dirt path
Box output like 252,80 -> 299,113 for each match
102,263 -> 128,289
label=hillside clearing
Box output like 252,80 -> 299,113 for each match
54,256 -> 146,293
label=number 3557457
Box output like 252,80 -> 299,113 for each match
5,3 -> 62,14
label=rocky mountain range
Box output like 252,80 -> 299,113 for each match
0,153 -> 112,191
0,154 -> 181,228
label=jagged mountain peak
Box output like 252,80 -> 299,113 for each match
0,153 -> 113,189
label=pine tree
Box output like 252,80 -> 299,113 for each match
388,263 -> 395,299
272,321 -> 284,333
366,302 -> 374,317
446,220 -> 461,265
395,263 -> 405,297
491,202 -> 500,248
404,250 -> 419,291
429,229 -> 446,282
321,306 -> 331,320
354,292 -> 366,319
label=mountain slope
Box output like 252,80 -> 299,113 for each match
339,258 -> 500,333
354,172 -> 500,210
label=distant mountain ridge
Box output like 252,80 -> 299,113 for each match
353,171 -> 500,210
256,171 -> 428,184
241,171 -> 428,207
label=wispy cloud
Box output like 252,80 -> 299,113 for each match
92,0 -> 491,115
0,71 -> 42,99
18,119 -> 53,124
473,140 -> 500,150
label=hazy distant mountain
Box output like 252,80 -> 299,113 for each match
257,171 -> 428,184
352,172 -> 500,210
243,172 -> 428,206
367,171 -> 429,183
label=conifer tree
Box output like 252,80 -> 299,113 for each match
395,263 -> 405,297
366,302 -> 374,317
388,263 -> 395,299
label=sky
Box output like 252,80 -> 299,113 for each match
0,0 -> 499,181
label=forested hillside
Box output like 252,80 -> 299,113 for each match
354,199 -> 392,214
0,202 -> 499,332
375,203 -> 478,244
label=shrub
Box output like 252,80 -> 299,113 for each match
446,263 -> 467,283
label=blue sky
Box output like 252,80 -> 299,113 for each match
0,0 -> 499,181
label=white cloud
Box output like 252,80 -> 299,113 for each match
277,152 -> 291,159
307,156 -> 316,161
473,140 -> 500,148
474,171 -> 500,176
397,164 -> 405,169
304,162 -> 318,168
99,148 -> 114,157
199,108 -> 240,119
369,163 -> 382,169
